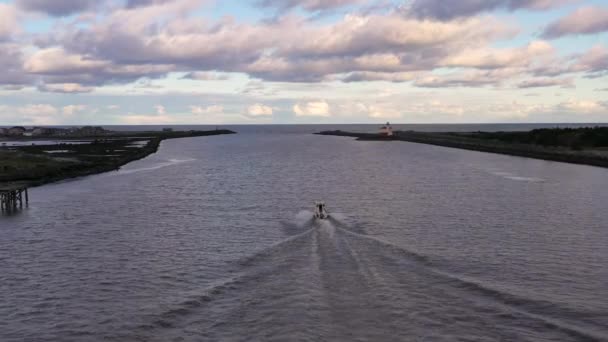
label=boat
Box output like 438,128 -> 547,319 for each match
314,201 -> 329,219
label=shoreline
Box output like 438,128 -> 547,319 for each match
316,130 -> 608,168
0,129 -> 235,189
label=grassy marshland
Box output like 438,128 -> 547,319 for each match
0,130 -> 235,188
317,127 -> 608,168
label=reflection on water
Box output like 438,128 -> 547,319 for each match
1,129 -> 607,341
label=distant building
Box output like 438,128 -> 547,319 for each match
379,122 -> 394,137
75,126 -> 107,136
32,127 -> 56,136
162,128 -> 174,132
8,126 -> 26,136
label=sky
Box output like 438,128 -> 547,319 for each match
0,0 -> 607,125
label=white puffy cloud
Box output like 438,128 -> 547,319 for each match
62,105 -> 87,116
247,104 -> 273,117
293,100 -> 331,117
155,105 -> 166,115
23,47 -> 177,86
18,104 -> 58,116
190,105 -> 224,114
0,104 -> 64,125
555,99 -> 608,113
354,103 -> 402,119
35,8 -> 514,85
440,41 -> 555,70
24,48 -> 109,75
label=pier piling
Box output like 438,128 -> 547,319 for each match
0,186 -> 29,211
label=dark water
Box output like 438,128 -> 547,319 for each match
1,127 -> 607,341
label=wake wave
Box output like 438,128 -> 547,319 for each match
490,171 -> 545,183
113,158 -> 196,175
332,225 -> 606,341
133,214 -> 605,341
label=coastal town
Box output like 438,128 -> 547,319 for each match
0,126 -> 108,138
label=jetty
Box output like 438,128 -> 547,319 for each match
0,184 -> 29,211
316,127 -> 608,168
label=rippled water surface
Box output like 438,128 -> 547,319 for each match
1,128 -> 607,341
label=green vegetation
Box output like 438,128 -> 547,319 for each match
455,127 -> 608,150
0,151 -> 78,184
317,127 -> 608,168
0,129 -> 235,188
1,138 -> 159,185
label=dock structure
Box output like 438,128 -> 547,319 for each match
0,185 -> 29,211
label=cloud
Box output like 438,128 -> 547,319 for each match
182,72 -> 231,81
279,15 -> 512,60
414,69 -> 516,88
576,45 -> 608,75
18,104 -> 58,116
38,83 -> 94,93
247,104 -> 273,117
293,100 -> 330,117
543,6 -> 608,38
155,105 -> 166,115
244,15 -> 513,82
24,47 -> 175,86
120,114 -> 176,124
440,41 -> 555,70
0,0 -> 596,96
340,71 -> 418,82
407,0 -> 572,20
190,105 -> 224,114
3,85 -> 25,91
256,0 -> 364,12
0,104 -> 66,125
517,77 -> 573,88
16,0 -> 98,16
0,4 -> 19,40
555,99 -> 608,113
126,0 -> 177,9
334,99 -> 464,120
24,48 -> 109,75
0,43 -> 32,86
353,103 -> 402,118
62,105 -> 86,116
39,8 -> 512,84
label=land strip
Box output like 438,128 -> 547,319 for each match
0,129 -> 235,189
316,128 -> 608,168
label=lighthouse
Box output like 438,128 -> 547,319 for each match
380,122 -> 394,137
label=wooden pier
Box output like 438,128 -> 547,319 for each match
0,185 -> 29,211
